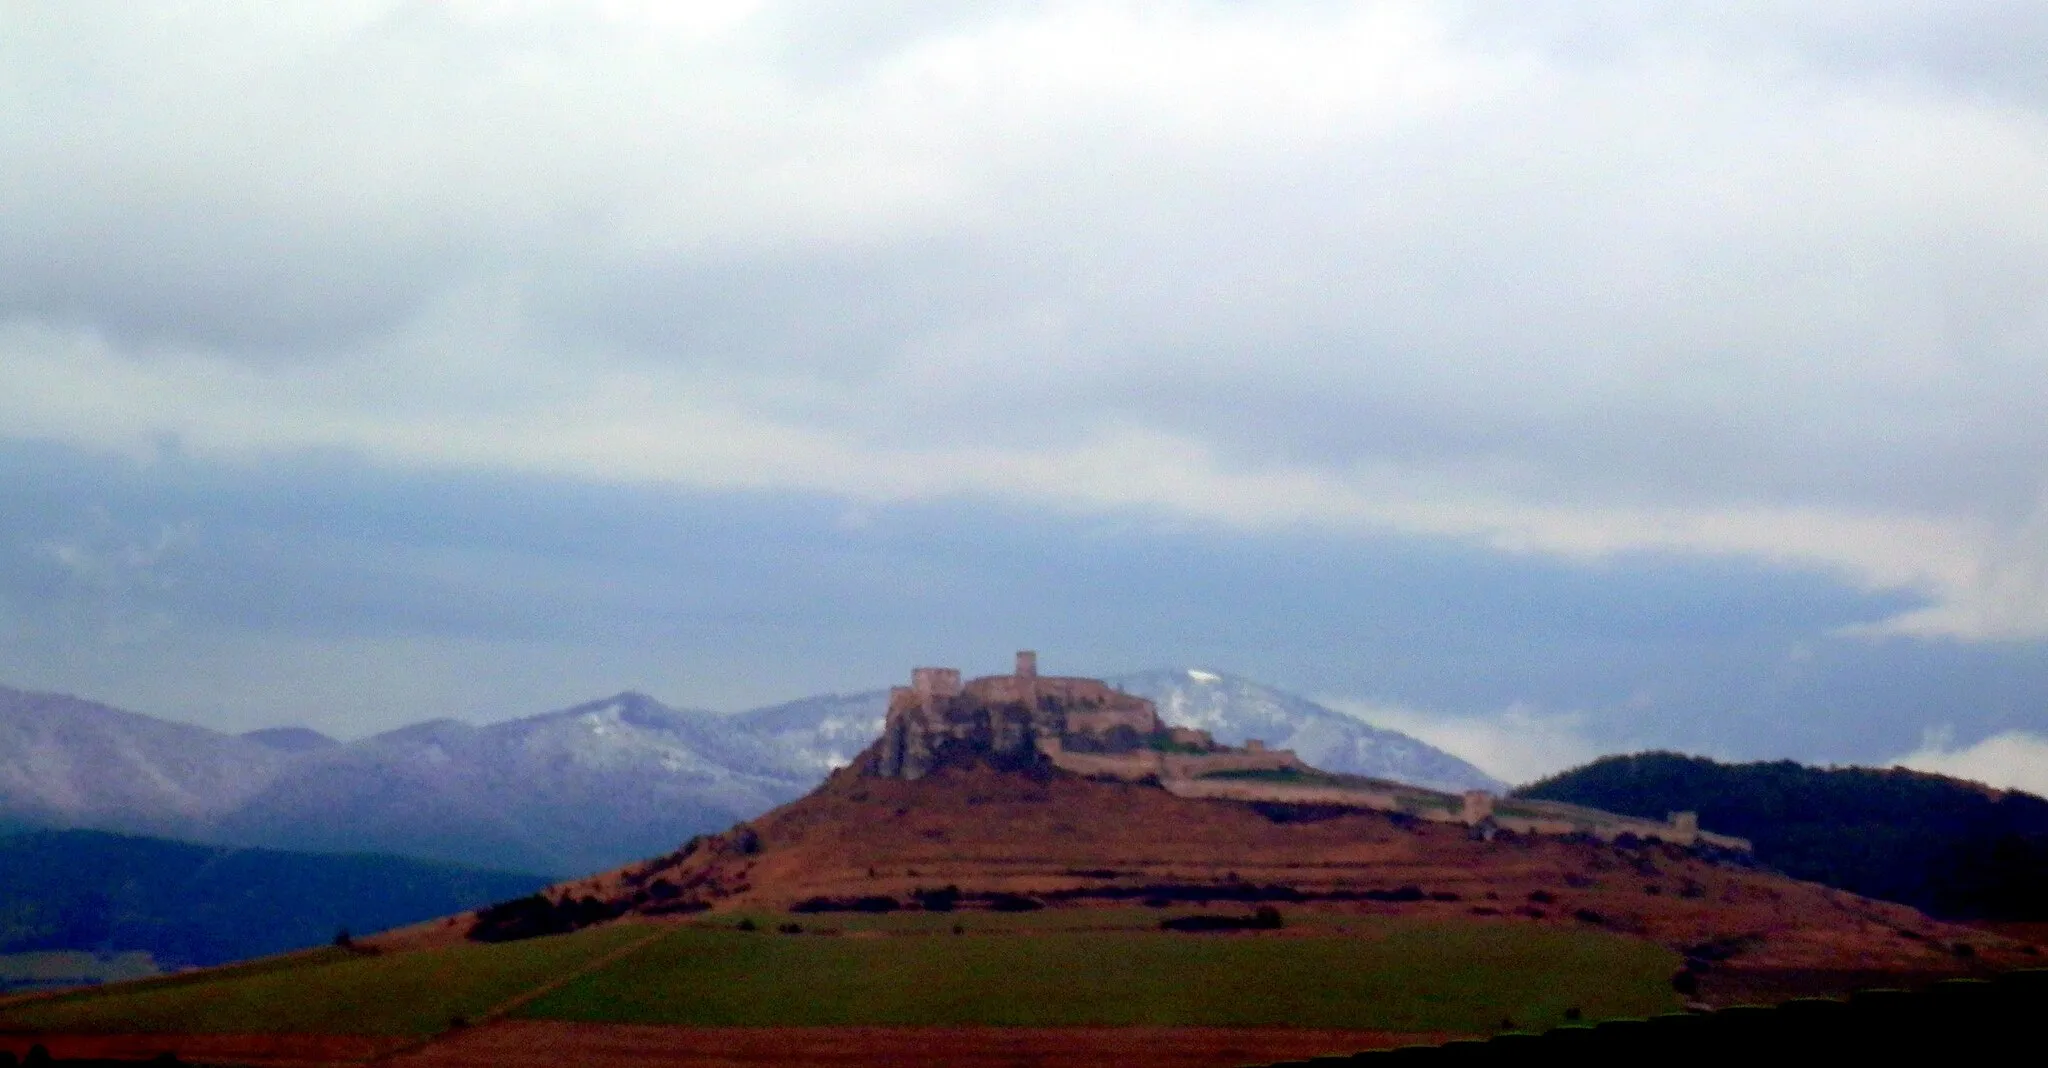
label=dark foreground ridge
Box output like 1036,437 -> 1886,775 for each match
1519,752 -> 2048,920
1262,970 -> 2048,1064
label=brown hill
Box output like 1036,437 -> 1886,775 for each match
370,657 -> 2042,1006
381,749 -> 2038,1007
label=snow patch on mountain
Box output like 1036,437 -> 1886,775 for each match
1108,669 -> 1507,794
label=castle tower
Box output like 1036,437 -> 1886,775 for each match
1015,650 -> 1038,678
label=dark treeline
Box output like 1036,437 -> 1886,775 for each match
1518,753 -> 2048,919
0,830 -> 547,967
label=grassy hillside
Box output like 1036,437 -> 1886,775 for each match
1517,752 -> 2048,919
0,830 -> 548,969
0,916 -> 1679,1036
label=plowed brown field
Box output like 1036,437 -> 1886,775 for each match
384,1020 -> 1453,1068
0,1031 -> 406,1066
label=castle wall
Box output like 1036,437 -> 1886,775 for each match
1163,777 -> 1455,819
1043,748 -> 1163,782
1065,703 -> 1162,737
911,668 -> 962,699
1042,746 -> 1306,783
1159,750 -> 1302,777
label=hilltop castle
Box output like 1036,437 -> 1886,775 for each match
876,650 -> 1300,780
875,652 -> 1748,852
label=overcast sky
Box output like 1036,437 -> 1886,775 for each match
5,1 -> 2048,788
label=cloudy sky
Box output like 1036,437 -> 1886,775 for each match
5,1 -> 2048,788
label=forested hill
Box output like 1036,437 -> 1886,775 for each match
0,830 -> 548,970
1517,753 -> 2048,920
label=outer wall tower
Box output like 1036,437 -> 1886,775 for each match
1016,650 -> 1038,678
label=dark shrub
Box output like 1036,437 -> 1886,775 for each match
915,886 -> 961,912
1528,890 -> 1557,904
984,892 -> 1044,912
1160,909 -> 1284,933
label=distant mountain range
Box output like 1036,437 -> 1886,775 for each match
0,829 -> 546,974
0,671 -> 1498,876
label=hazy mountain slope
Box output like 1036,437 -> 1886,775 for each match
216,694 -> 812,875
0,687 -> 288,836
1107,669 -> 1506,793
241,726 -> 339,753
0,685 -> 812,877
1519,752 -> 2048,919
0,671 -> 1498,878
0,829 -> 546,969
729,690 -> 891,778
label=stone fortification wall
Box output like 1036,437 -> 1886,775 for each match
1064,701 -> 1163,737
1039,743 -> 1305,783
1164,777 -> 1445,816
871,655 -> 1751,852
1160,749 -> 1302,777
1167,776 -> 1750,849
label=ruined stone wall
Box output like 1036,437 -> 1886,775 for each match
1159,750 -> 1303,778
1041,746 -> 1305,783
1163,777 -> 1440,817
1064,703 -> 1162,737
911,668 -> 962,699
1043,748 -> 1163,782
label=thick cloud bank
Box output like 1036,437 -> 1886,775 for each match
4,4 -> 2048,765
4,2 -> 2047,636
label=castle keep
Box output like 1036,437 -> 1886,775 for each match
875,652 -> 1749,852
877,651 -> 1294,780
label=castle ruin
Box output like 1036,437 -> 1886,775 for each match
873,652 -> 1750,852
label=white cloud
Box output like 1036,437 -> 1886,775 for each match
5,2 -> 2048,638
1321,698 -> 1607,786
1892,728 -> 2048,799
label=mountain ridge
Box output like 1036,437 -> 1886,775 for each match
0,670 -> 1499,875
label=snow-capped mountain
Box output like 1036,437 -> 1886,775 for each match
0,687 -> 811,876
1,667 -> 1501,877
1108,669 -> 1506,794
212,693 -> 814,875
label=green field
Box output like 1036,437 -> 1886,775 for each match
523,920 -> 1679,1032
0,925 -> 650,1036
0,916 -> 1681,1036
